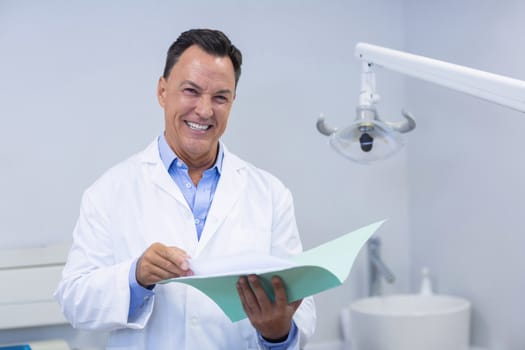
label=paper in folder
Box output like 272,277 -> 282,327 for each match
161,220 -> 385,322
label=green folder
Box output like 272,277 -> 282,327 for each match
161,220 -> 385,322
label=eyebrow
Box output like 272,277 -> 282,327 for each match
180,80 -> 234,96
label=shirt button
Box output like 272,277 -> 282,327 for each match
194,218 -> 200,224
185,183 -> 192,188
191,317 -> 198,326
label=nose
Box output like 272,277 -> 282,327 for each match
195,95 -> 213,119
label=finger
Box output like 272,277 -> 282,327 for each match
147,244 -> 190,275
289,299 -> 303,312
137,252 -> 183,285
248,275 -> 272,310
271,276 -> 289,308
137,243 -> 191,285
237,276 -> 261,315
163,246 -> 191,271
136,259 -> 168,286
148,254 -> 188,276
237,277 -> 252,315
141,269 -> 169,285
143,263 -> 182,282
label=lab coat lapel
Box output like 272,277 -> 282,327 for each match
141,140 -> 189,209
195,147 -> 246,256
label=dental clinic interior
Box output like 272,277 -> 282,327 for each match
1,1 -> 524,349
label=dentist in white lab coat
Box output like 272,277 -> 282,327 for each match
55,29 -> 316,349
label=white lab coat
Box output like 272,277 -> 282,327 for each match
55,139 -> 316,349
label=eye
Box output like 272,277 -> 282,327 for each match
183,87 -> 199,96
214,95 -> 229,104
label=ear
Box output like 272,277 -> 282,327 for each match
157,77 -> 167,107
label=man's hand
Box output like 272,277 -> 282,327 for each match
237,275 -> 302,341
136,242 -> 193,287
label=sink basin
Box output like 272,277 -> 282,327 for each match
349,294 -> 471,350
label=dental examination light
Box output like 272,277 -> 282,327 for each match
317,43 -> 525,163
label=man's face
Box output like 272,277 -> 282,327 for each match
157,45 -> 236,167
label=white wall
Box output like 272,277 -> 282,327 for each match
404,1 -> 525,349
0,0 -> 409,348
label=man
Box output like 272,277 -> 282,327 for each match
55,28 -> 316,349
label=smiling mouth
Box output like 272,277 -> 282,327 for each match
186,121 -> 211,131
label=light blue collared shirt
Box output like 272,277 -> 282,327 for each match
157,133 -> 223,240
128,135 -> 296,348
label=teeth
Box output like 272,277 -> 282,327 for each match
187,121 -> 209,130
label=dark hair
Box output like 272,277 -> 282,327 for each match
162,29 -> 243,86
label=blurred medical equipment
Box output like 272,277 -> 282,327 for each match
0,244 -> 70,348
367,237 -> 395,297
0,244 -> 69,329
0,340 -> 70,350
317,43 -> 525,163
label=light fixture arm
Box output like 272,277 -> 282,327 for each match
359,61 -> 380,108
357,61 -> 416,134
316,42 -> 525,164
355,43 -> 525,113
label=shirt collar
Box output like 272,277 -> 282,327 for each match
158,134 -> 223,174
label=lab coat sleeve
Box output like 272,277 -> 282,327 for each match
54,187 -> 154,331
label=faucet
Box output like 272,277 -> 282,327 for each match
367,237 -> 395,296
